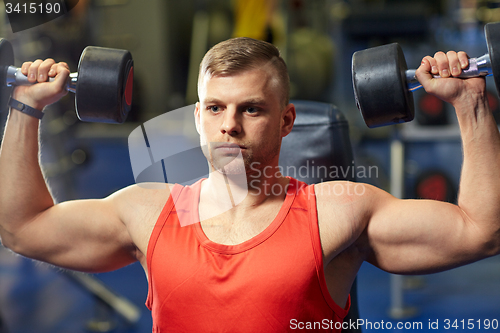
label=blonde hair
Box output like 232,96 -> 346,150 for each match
198,37 -> 290,108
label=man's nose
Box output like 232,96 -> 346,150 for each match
220,108 -> 241,135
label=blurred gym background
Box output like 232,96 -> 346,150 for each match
0,0 -> 499,332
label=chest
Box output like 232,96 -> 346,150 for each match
198,201 -> 283,246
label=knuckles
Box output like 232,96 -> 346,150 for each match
433,51 -> 446,58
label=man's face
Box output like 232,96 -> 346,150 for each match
195,67 -> 294,176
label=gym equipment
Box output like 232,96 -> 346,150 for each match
352,22 -> 500,128
0,38 -> 133,123
416,93 -> 447,126
66,272 -> 141,326
414,170 -> 456,203
0,39 -> 13,117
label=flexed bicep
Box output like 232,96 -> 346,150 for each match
365,186 -> 494,275
6,195 -> 137,273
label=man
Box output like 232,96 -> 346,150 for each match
0,37 -> 499,332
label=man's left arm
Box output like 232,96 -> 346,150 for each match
353,51 -> 500,274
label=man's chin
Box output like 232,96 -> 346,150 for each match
209,151 -> 250,175
213,161 -> 247,175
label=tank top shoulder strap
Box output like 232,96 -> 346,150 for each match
146,183 -> 184,309
287,178 -> 312,209
303,182 -> 351,317
147,184 -> 183,265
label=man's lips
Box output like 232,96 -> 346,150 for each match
212,143 -> 245,154
214,143 -> 245,149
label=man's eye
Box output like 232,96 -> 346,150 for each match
209,106 -> 220,112
246,107 -> 258,114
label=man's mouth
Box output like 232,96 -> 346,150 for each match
210,143 -> 244,157
213,143 -> 245,150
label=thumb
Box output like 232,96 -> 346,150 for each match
415,56 -> 434,88
52,65 -> 70,90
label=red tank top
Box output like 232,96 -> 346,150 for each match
146,177 -> 350,332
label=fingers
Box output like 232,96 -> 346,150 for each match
435,52 -> 451,77
430,51 -> 469,78
416,50 -> 471,97
422,55 -> 438,76
416,56 -> 436,88
50,62 -> 70,88
20,59 -> 69,83
457,51 -> 468,70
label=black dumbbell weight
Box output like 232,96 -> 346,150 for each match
0,38 -> 133,124
0,39 -> 14,116
352,22 -> 500,128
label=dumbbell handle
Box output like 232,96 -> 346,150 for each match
5,66 -> 77,93
406,54 -> 492,91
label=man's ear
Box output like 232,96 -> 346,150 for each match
194,102 -> 201,134
281,103 -> 296,138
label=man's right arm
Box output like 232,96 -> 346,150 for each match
0,59 -> 140,273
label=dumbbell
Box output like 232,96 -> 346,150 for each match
352,22 -> 500,128
0,38 -> 133,123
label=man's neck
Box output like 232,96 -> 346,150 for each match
199,165 -> 290,221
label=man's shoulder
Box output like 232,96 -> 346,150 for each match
109,183 -> 173,221
313,181 -> 375,232
313,180 -> 370,201
114,182 -> 172,200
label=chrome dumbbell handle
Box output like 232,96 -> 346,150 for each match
5,66 -> 77,93
406,54 -> 492,92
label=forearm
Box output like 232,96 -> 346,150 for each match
0,104 -> 54,244
455,91 -> 500,254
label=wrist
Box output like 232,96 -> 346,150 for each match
12,89 -> 46,111
453,90 -> 488,114
453,91 -> 496,129
8,97 -> 44,120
